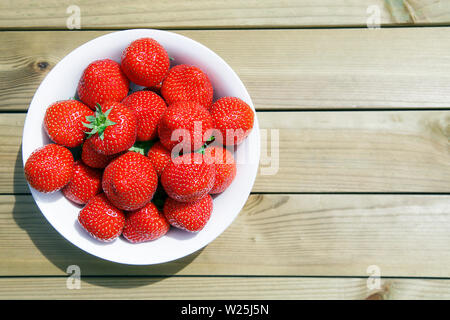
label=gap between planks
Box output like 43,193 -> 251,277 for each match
0,193 -> 449,278
4,28 -> 450,111
0,276 -> 449,299
2,111 -> 449,193
1,0 -> 450,29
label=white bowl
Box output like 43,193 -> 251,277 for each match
22,29 -> 260,265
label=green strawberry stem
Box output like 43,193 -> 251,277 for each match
195,135 -> 215,155
195,144 -> 207,155
83,103 -> 117,140
129,140 -> 155,156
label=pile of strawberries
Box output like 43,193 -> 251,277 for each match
24,37 -> 254,244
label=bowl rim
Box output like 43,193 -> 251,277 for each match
22,29 -> 261,265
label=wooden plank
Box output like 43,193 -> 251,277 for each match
1,194 -> 449,277
256,111 -> 450,193
5,111 -> 449,194
3,28 -> 450,111
0,115 -> 24,194
0,0 -> 449,29
0,276 -> 449,300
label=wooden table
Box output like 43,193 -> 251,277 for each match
0,0 -> 449,300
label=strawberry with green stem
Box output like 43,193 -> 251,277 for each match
83,104 -> 116,137
83,102 -> 137,155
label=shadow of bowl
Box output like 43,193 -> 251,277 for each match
13,147 -> 203,289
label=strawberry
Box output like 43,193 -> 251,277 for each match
121,38 -> 170,87
147,141 -> 172,177
24,144 -> 74,193
122,202 -> 170,243
121,90 -> 167,141
77,59 -> 130,109
78,193 -> 125,242
209,97 -> 254,145
161,153 -> 215,203
44,100 -> 93,148
62,160 -> 102,205
77,59 -> 130,110
81,138 -> 123,169
161,64 -> 213,108
84,102 -> 137,155
204,146 -> 237,194
102,151 -> 158,211
163,194 -> 213,232
158,101 -> 213,152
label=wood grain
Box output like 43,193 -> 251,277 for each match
7,111 -> 450,194
256,111 -> 450,193
1,194 -> 449,277
1,0 -> 449,29
3,29 -> 450,111
0,276 -> 449,300
2,0 -> 450,302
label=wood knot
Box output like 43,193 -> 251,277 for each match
36,61 -> 49,70
31,60 -> 51,73
366,292 -> 384,300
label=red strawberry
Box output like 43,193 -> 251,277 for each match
147,141 -> 172,177
209,97 -> 254,145
81,139 -> 123,169
121,38 -> 170,87
163,195 -> 213,232
121,90 -> 167,141
161,153 -> 215,203
84,102 -> 137,155
122,202 -> 170,243
158,101 -> 213,152
24,144 -> 74,193
204,146 -> 237,194
62,160 -> 102,205
102,152 -> 158,211
77,59 -> 129,109
44,100 -> 93,148
78,193 -> 125,242
161,64 -> 213,108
